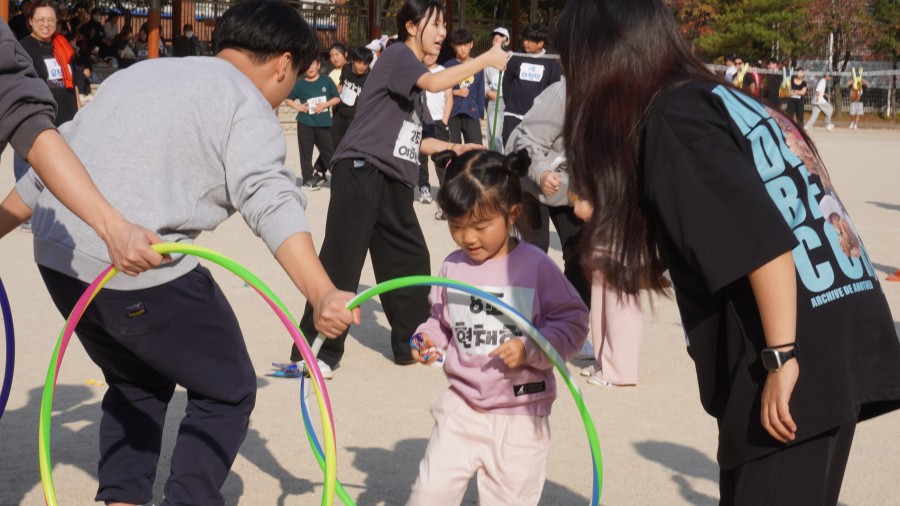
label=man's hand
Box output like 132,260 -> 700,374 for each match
311,289 -> 361,339
489,339 -> 526,368
100,216 -> 167,276
760,358 -> 799,443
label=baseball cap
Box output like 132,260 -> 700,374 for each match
365,39 -> 383,51
491,27 -> 510,41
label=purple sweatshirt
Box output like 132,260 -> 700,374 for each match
416,242 -> 589,416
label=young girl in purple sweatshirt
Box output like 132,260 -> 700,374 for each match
407,149 -> 589,505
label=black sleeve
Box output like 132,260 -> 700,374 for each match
642,87 -> 798,292
0,20 -> 57,159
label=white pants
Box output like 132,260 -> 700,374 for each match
407,389 -> 551,506
805,101 -> 834,128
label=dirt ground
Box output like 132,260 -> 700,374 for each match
0,126 -> 898,505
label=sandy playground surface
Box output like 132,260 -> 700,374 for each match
0,125 -> 898,505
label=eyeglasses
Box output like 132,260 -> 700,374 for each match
33,18 -> 58,24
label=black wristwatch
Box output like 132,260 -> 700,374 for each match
761,343 -> 800,371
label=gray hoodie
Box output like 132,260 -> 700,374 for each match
0,18 -> 57,160
18,56 -> 310,290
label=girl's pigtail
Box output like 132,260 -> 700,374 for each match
431,150 -> 458,172
505,149 -> 531,178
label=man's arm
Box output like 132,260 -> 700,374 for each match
274,233 -> 360,338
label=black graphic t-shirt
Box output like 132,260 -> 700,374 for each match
641,81 -> 900,469
335,65 -> 368,120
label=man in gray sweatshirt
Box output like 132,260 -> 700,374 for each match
6,2 -> 360,504
0,17 -> 163,273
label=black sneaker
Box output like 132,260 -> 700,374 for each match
301,180 -> 321,191
313,172 -> 328,187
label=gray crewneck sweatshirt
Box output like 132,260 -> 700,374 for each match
17,56 -> 310,290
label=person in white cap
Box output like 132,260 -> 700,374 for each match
365,38 -> 384,67
485,27 -> 509,151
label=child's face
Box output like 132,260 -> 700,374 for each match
491,34 -> 507,47
453,41 -> 473,60
523,38 -> 544,54
329,48 -> 347,68
351,59 -> 369,75
305,59 -> 320,79
449,206 -> 521,263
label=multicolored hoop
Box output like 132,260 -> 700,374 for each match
302,276 -> 604,506
38,243 -> 337,506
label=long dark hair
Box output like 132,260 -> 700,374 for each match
555,0 -> 716,295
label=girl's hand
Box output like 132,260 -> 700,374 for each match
298,102 -> 310,113
760,358 -> 799,443
313,103 -> 327,114
483,42 -> 510,71
489,339 -> 526,368
451,143 -> 484,155
539,171 -> 561,196
411,333 -> 437,364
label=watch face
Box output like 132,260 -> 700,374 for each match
761,349 -> 782,371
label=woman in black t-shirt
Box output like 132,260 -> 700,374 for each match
556,0 -> 900,504
785,67 -> 809,128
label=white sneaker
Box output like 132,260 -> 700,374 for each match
301,359 -> 334,380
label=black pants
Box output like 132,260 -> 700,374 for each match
517,193 -> 591,305
502,115 -> 522,147
291,159 -> 431,366
297,123 -> 334,183
418,120 -> 449,189
449,115 -> 482,146
39,266 -> 255,506
331,112 -> 353,155
785,98 -> 805,129
720,420 -> 856,506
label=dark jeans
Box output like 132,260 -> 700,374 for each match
297,123 -> 334,182
291,159 -> 431,366
418,120 -> 449,189
720,420 -> 856,505
449,115 -> 482,146
785,98 -> 805,129
517,193 -> 591,306
39,265 -> 255,506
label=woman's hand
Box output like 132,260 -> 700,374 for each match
539,171 -> 561,196
760,358 -> 799,443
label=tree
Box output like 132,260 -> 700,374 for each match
694,0 -> 808,64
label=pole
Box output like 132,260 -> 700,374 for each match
148,0 -> 161,58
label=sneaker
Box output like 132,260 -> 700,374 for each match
301,180 -> 321,191
419,186 -> 433,204
580,364 -> 598,377
434,209 -> 446,221
825,123 -> 835,132
301,359 -> 334,379
587,372 -> 611,387
313,172 -> 328,187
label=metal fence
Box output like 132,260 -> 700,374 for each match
708,64 -> 899,118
